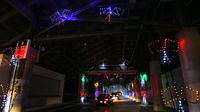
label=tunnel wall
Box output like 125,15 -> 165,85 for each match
161,67 -> 187,109
0,54 -> 65,108
0,54 -> 11,86
26,65 -> 65,108
0,54 -> 12,109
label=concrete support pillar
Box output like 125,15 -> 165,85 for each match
10,59 -> 33,112
150,60 -> 164,111
177,27 -> 200,112
135,78 -> 141,103
78,74 -> 81,101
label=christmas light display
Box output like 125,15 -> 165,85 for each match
148,38 -> 178,64
1,47 -> 13,55
99,6 -> 125,16
1,47 -> 18,112
162,49 -> 170,64
99,6 -> 125,22
50,0 -> 102,24
81,96 -> 84,103
80,74 -> 86,103
178,39 -> 186,51
50,9 -> 78,24
94,82 -> 99,97
0,84 -> 9,110
140,73 -> 147,88
99,63 -> 106,69
120,61 -> 126,70
1,47 -> 17,66
140,73 -> 147,104
81,74 -> 86,85
10,55 -> 18,66
178,100 -> 184,112
161,86 -> 185,105
161,85 -> 200,111
94,82 -> 99,88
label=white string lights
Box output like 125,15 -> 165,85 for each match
161,85 -> 200,111
0,84 -> 9,109
148,38 -> 178,64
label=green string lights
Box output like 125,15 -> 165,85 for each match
140,73 -> 148,81
81,74 -> 86,84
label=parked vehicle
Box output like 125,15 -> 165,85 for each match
111,92 -> 120,100
95,94 -> 113,106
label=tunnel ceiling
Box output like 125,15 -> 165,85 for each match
0,0 -> 200,77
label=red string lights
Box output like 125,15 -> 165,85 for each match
148,38 -> 178,55
148,38 -> 178,64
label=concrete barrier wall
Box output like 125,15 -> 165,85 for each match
26,65 -> 65,107
0,54 -> 12,85
0,54 -> 65,108
0,54 -> 12,109
161,67 -> 187,109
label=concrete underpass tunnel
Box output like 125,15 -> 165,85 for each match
78,69 -> 150,105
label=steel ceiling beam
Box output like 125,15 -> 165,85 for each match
8,0 -> 36,22
0,10 -> 18,23
33,26 -> 180,42
33,31 -> 125,42
1,0 -> 38,47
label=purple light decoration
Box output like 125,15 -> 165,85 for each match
95,88 -> 99,97
71,0 -> 102,17
108,7 -> 112,15
99,63 -> 106,69
99,6 -> 125,16
50,10 -> 79,24
50,0 -> 102,23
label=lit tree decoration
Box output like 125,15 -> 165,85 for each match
148,38 -> 178,64
162,49 -> 170,64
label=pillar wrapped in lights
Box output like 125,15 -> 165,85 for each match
5,40 -> 39,112
177,27 -> 200,111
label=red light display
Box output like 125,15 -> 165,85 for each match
104,109 -> 109,112
80,90 -> 85,96
141,90 -> 147,97
14,40 -> 39,62
14,46 -> 28,59
179,39 -> 186,50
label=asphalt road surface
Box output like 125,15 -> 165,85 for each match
50,97 -> 153,112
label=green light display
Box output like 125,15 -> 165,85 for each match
81,74 -> 86,83
140,73 -> 148,81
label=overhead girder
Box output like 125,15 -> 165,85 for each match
8,0 -> 36,22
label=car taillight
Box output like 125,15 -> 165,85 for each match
105,98 -> 108,101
